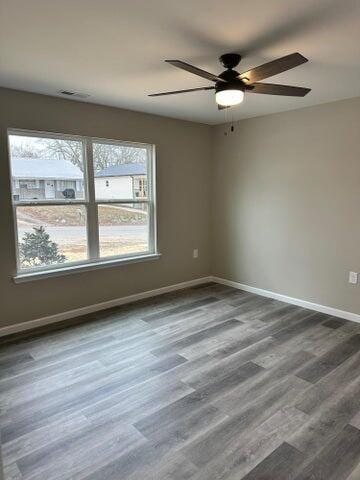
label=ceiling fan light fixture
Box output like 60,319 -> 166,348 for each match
149,52 -> 310,108
215,88 -> 244,107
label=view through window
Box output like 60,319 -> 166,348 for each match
8,131 -> 156,273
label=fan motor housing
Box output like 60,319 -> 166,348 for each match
219,53 -> 241,69
219,69 -> 241,82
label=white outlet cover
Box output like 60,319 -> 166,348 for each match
349,271 -> 358,284
193,249 -> 199,259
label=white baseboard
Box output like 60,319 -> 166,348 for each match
0,276 -> 213,337
3,275 -> 359,338
212,276 -> 360,324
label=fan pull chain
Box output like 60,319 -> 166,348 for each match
224,108 -> 235,136
224,107 -> 229,135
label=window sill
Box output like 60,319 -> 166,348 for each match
13,253 -> 161,283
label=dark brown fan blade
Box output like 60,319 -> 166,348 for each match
239,53 -> 308,84
148,86 -> 215,97
165,60 -> 225,83
248,82 -> 311,97
218,104 -> 231,110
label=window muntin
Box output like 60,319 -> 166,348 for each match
8,130 -> 156,274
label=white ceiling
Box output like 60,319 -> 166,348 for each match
1,0 -> 360,124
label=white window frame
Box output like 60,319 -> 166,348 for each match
8,129 -> 159,282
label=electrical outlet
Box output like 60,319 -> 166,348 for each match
349,271 -> 358,284
193,249 -> 199,259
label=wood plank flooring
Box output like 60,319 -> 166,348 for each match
1,283 -> 360,480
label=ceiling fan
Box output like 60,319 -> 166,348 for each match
149,52 -> 311,109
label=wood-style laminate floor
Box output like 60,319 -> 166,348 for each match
1,283 -> 360,480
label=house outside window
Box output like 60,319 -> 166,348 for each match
12,158 -> 84,201
94,164 -> 147,199
8,130 -> 157,275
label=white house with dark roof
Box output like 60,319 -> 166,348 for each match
11,157 -> 84,201
11,158 -> 147,202
94,163 -> 147,199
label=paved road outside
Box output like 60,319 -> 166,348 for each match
18,225 -> 147,244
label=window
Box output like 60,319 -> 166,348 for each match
8,130 -> 157,276
19,179 -> 37,189
134,177 -> 147,198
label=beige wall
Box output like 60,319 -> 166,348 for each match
0,88 -> 212,327
212,97 -> 360,315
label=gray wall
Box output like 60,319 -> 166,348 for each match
0,88 -> 212,327
1,88 -> 360,330
212,97 -> 360,315
0,440 -> 3,480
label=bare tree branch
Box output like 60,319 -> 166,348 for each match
41,141 -> 146,172
10,138 -> 147,173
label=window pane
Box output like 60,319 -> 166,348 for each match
98,203 -> 149,258
16,205 -> 88,269
93,142 -> 148,200
9,134 -> 85,202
